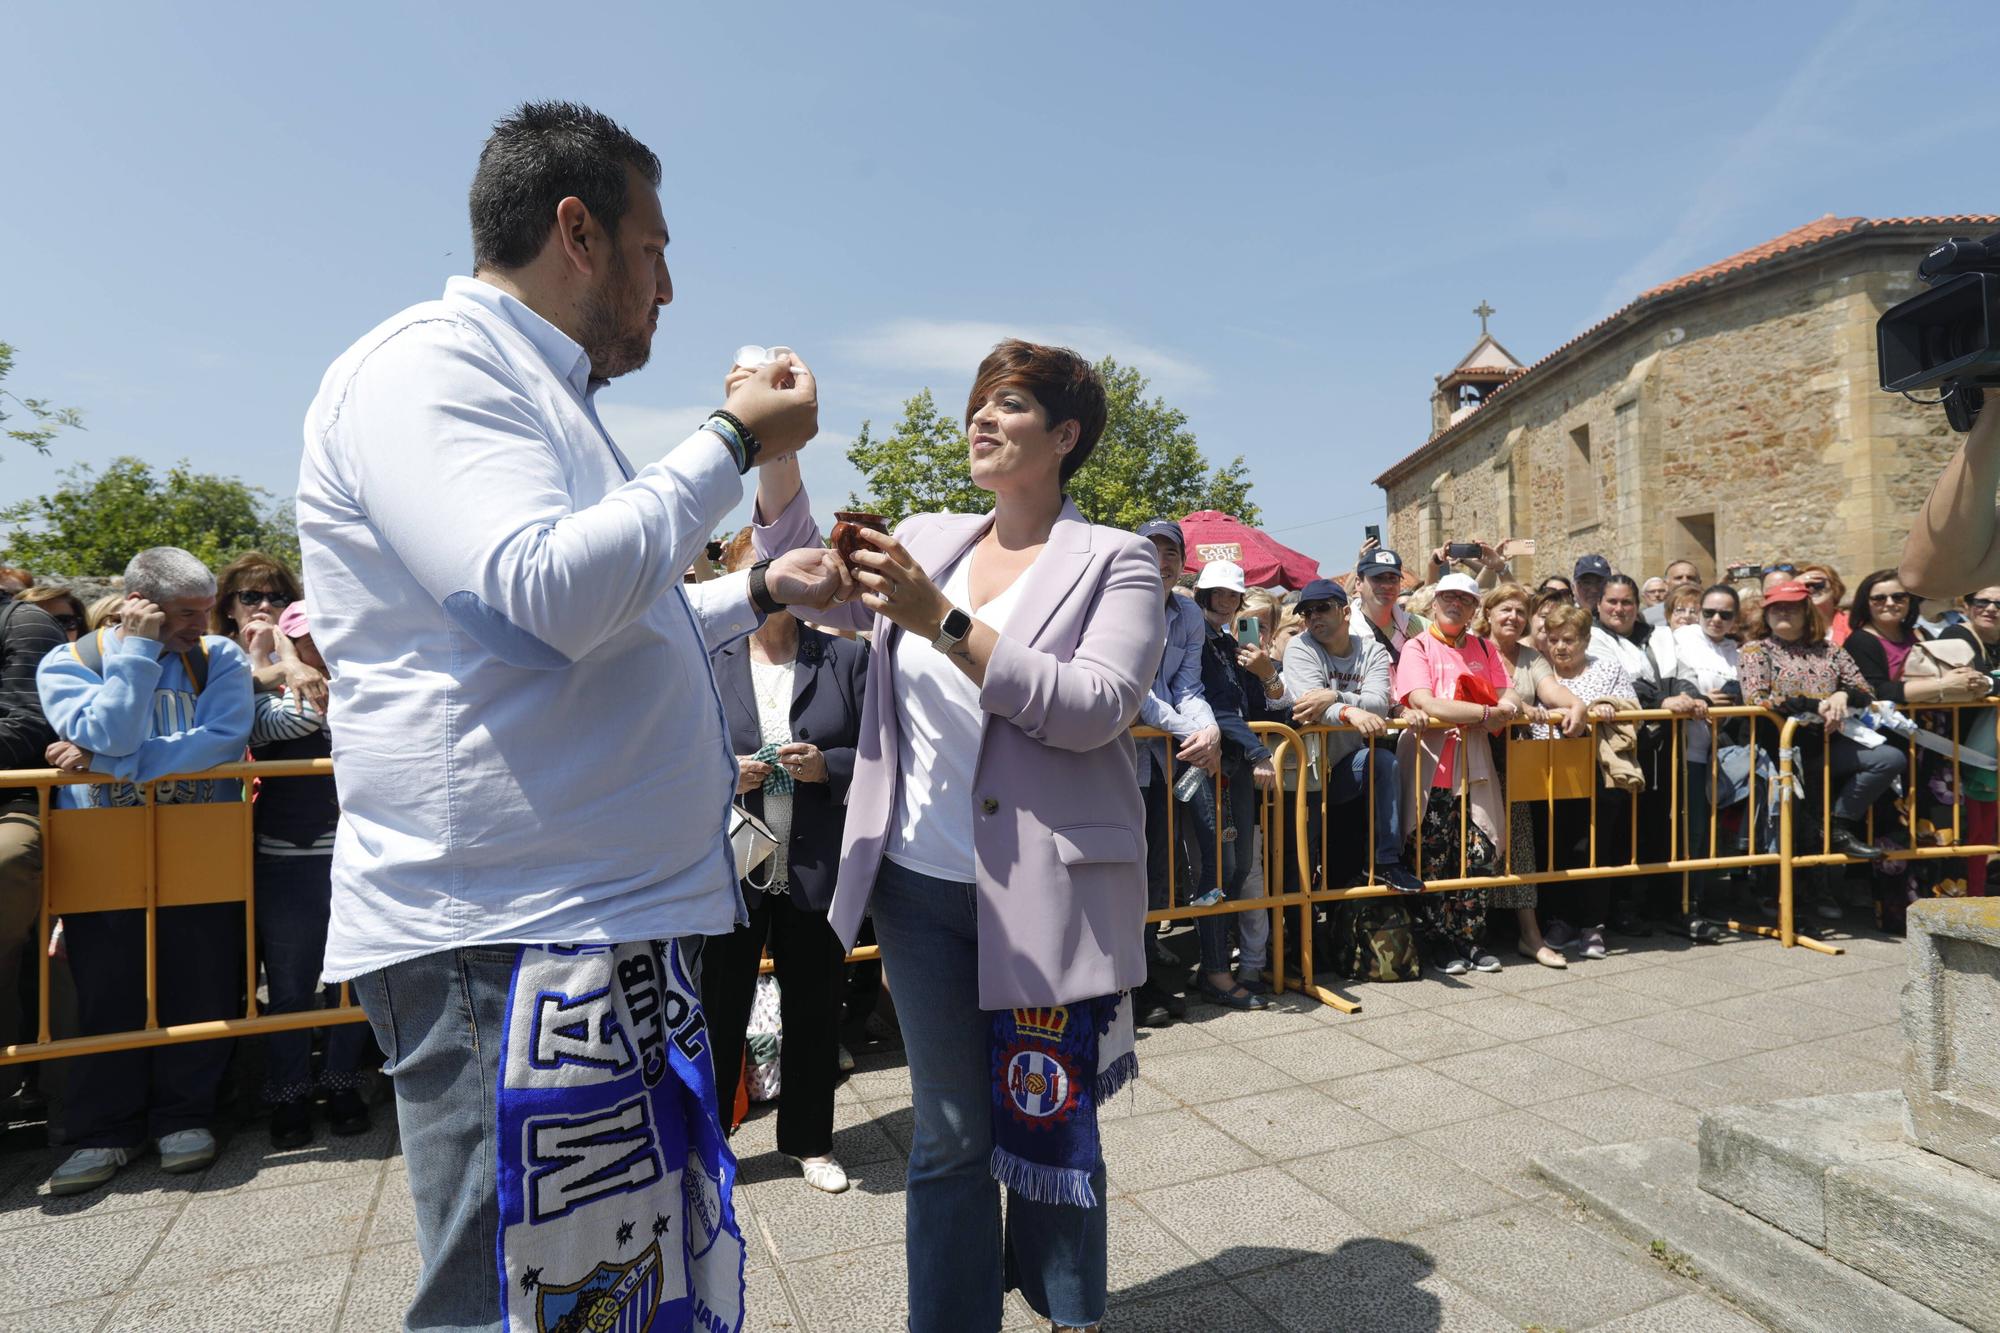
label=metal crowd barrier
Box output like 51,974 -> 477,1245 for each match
6,698 -> 1992,1060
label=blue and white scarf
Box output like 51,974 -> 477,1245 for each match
495,939 -> 746,1333
988,993 -> 1136,1209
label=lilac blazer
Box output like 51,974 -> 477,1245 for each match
756,490 -> 1167,1008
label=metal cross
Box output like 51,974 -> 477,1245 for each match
1474,300 -> 1496,335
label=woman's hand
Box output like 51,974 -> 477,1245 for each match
776,742 -> 827,783
1562,703 -> 1590,737
1485,698 -> 1522,732
1664,694 -> 1706,718
1252,757 -> 1277,791
1587,702 -> 1617,723
736,756 -> 772,795
1819,691 -> 1850,728
1946,665 -> 1991,698
1707,689 -> 1735,708
849,528 -> 952,637
279,657 -> 330,713
239,621 -> 278,662
1236,641 -> 1279,681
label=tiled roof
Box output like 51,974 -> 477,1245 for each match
1377,214 -> 2000,486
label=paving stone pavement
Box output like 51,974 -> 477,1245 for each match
0,925 -> 1911,1330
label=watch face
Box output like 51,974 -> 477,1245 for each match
943,609 -> 973,639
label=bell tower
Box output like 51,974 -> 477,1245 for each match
1431,301 -> 1525,436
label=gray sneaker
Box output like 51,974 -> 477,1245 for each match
157,1128 -> 217,1174
49,1146 -> 129,1196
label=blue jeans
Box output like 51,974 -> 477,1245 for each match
870,859 -> 1107,1331
255,853 -> 368,1101
351,939 -> 709,1333
351,947 -> 518,1333
1195,754 -> 1264,974
1327,744 -> 1403,865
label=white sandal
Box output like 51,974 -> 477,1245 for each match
795,1155 -> 849,1193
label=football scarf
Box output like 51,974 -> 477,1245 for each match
988,992 -> 1136,1209
495,939 -> 746,1333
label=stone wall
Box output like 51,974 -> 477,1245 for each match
1382,245 -> 1966,589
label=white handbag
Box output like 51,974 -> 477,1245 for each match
728,803 -> 781,890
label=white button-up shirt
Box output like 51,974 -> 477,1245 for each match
298,276 -> 759,982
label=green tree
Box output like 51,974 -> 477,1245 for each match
845,357 -> 1257,529
0,340 -> 83,461
1,456 -> 300,576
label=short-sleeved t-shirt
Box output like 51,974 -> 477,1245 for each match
1393,628 -> 1511,709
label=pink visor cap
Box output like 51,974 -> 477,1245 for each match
277,602 -> 310,639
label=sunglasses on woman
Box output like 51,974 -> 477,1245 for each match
234,589 -> 291,608
51,614 -> 84,633
1869,592 -> 1910,605
1969,597 -> 2000,612
1700,607 -> 1736,620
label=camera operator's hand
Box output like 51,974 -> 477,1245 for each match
1901,406 -> 2000,596
1355,535 -> 1380,568
721,352 -> 819,458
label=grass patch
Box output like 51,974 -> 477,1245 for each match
1649,1238 -> 1701,1280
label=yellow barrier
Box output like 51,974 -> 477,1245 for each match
8,698 -> 1988,1057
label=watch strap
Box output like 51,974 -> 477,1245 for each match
748,559 -> 784,616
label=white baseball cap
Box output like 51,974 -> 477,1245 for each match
1194,560 -> 1248,595
1434,572 -> 1482,599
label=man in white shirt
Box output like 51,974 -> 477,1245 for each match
298,101 -> 843,1332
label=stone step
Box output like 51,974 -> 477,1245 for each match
1697,1090 -> 1909,1247
1534,1137 -> 1967,1333
1826,1147 -> 2000,1333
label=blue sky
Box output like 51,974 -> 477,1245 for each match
3,0 -> 1989,565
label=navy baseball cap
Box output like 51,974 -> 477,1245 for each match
1136,518 -> 1184,555
1297,578 -> 1349,609
1356,548 -> 1404,578
1573,554 -> 1612,580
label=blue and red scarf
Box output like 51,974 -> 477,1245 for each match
988,993 -> 1136,1208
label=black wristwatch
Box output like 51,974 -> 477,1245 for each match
747,559 -> 784,615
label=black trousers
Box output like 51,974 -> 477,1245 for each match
64,903 -> 242,1147
700,889 -> 844,1158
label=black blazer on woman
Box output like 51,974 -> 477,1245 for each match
713,626 -> 868,912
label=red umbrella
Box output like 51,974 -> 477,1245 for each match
1177,511 -> 1321,591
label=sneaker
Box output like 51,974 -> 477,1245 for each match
1579,928 -> 1609,961
48,1146 -> 129,1197
1375,861 -> 1426,894
836,1044 -> 856,1075
156,1128 -> 217,1175
327,1089 -> 371,1137
1468,949 -> 1502,973
269,1098 -> 313,1151
1542,918 -> 1577,950
1187,887 -> 1226,908
1434,955 -> 1471,977
794,1155 -> 850,1194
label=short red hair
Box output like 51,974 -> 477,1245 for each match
965,339 -> 1107,485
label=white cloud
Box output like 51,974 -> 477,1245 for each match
840,318 -> 1213,398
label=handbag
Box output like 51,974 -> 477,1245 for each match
728,802 -> 781,891
1904,638 -> 1991,702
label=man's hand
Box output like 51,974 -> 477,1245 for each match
764,548 -> 853,611
776,742 -> 827,784
1343,707 -> 1389,739
45,741 -> 91,772
1664,694 -> 1706,718
736,755 -> 772,795
1293,688 -> 1339,726
122,597 -> 165,642
1236,642 -> 1278,681
1177,725 -> 1220,772
721,351 -> 819,457
1356,535 -> 1381,567
1252,757 -> 1277,791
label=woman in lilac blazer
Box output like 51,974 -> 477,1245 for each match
753,340 -> 1165,1333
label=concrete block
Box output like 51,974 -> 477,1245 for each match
1825,1149 -> 2000,1333
1535,1138 -> 1963,1333
1696,1090 -> 1907,1246
1902,897 -> 2000,1176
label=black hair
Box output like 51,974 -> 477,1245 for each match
470,101 -> 662,272
1701,583 -> 1741,609
1850,567 -> 1921,636
1602,573 -> 1640,598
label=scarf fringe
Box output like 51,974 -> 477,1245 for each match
1094,1049 -> 1138,1103
990,1146 -> 1099,1209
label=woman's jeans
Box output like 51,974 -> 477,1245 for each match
255,852 -> 368,1102
1195,754 -> 1266,974
870,858 -> 1107,1331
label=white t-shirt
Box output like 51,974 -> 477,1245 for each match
885,550 -> 1033,883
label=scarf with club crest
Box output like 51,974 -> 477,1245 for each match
987,992 -> 1136,1208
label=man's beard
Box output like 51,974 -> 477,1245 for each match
577,251 -> 653,380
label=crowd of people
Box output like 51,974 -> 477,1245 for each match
6,99 -> 1997,1333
